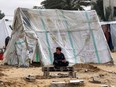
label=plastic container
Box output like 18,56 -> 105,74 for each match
0,53 -> 3,60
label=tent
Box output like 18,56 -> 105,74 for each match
101,21 -> 116,51
3,8 -> 112,66
0,19 -> 12,48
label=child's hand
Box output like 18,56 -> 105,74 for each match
62,60 -> 66,63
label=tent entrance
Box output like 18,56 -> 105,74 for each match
101,24 -> 114,51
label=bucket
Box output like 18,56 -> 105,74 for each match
0,53 -> 3,60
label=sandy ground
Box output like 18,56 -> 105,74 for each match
0,53 -> 116,87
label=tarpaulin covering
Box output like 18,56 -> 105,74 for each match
110,24 -> 116,51
101,21 -> 116,51
0,19 -> 12,48
3,8 -> 112,66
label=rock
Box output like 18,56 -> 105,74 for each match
70,80 -> 84,85
89,77 -> 101,84
25,75 -> 36,82
50,81 -> 66,87
100,85 -> 109,87
0,81 -> 4,86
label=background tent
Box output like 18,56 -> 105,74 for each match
4,8 -> 112,66
101,21 -> 116,51
0,19 -> 12,48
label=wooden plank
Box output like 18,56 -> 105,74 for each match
42,67 -> 74,72
42,66 -> 75,78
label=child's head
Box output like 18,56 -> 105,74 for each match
56,47 -> 62,54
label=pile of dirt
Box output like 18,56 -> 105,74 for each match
89,72 -> 116,86
30,62 -> 41,67
73,64 -> 101,72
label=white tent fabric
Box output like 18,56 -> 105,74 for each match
3,8 -> 112,66
100,21 -> 116,25
0,19 -> 12,48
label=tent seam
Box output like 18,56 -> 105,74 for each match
38,10 -> 52,64
85,11 -> 100,64
60,10 -> 77,64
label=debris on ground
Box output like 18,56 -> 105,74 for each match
89,77 -> 102,84
1,63 -> 116,87
73,64 -> 100,72
70,80 -> 84,85
24,75 -> 36,82
51,79 -> 84,87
